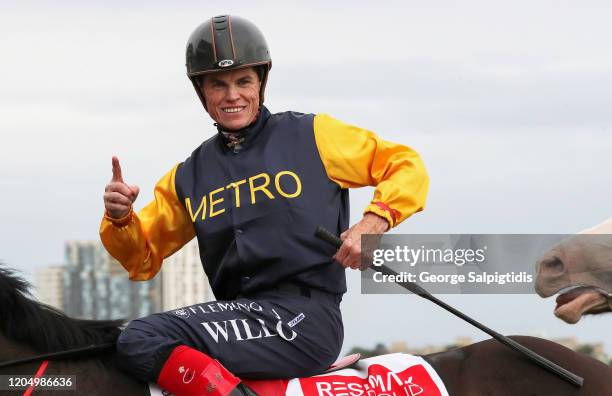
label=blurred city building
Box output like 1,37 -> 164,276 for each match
388,336 -> 474,355
553,336 -> 608,363
63,240 -> 161,319
34,265 -> 64,310
46,238 -> 212,321
160,239 -> 214,311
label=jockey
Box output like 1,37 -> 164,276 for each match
100,15 -> 429,396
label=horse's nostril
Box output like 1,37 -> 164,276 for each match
541,257 -> 565,275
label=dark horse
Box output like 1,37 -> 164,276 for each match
1,266 -> 610,396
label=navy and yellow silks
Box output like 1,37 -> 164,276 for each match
100,106 -> 429,300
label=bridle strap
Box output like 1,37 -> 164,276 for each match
0,342 -> 115,369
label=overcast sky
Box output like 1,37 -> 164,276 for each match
1,1 -> 611,355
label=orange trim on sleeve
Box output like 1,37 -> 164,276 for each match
373,202 -> 400,225
104,208 -> 133,227
364,204 -> 394,229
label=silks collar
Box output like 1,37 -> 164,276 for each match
215,106 -> 271,153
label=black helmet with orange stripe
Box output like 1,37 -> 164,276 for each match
186,15 -> 272,110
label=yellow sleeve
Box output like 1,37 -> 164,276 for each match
313,114 -> 429,228
99,164 -> 196,280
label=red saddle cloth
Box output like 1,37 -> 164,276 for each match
242,353 -> 447,396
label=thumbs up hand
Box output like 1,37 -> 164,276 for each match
104,156 -> 140,219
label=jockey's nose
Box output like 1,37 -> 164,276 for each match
226,84 -> 240,101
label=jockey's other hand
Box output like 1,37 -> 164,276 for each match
104,156 -> 140,219
333,213 -> 389,270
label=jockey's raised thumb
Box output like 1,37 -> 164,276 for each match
111,156 -> 140,202
111,156 -> 125,183
110,156 -> 139,203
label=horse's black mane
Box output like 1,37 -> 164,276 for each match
0,265 -> 123,353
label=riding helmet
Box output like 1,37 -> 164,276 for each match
186,15 -> 272,110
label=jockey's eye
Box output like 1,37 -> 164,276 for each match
206,79 -> 227,89
237,77 -> 253,87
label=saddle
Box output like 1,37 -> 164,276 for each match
323,353 -> 361,373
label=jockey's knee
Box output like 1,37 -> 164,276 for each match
117,316 -> 161,350
115,316 -> 181,382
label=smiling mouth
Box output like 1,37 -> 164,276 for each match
222,106 -> 245,113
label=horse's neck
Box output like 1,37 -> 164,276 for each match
0,335 -> 147,395
0,333 -> 38,363
580,217 -> 612,234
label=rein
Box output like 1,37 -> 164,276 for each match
0,342 -> 115,369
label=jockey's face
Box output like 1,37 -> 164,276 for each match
200,68 -> 261,131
